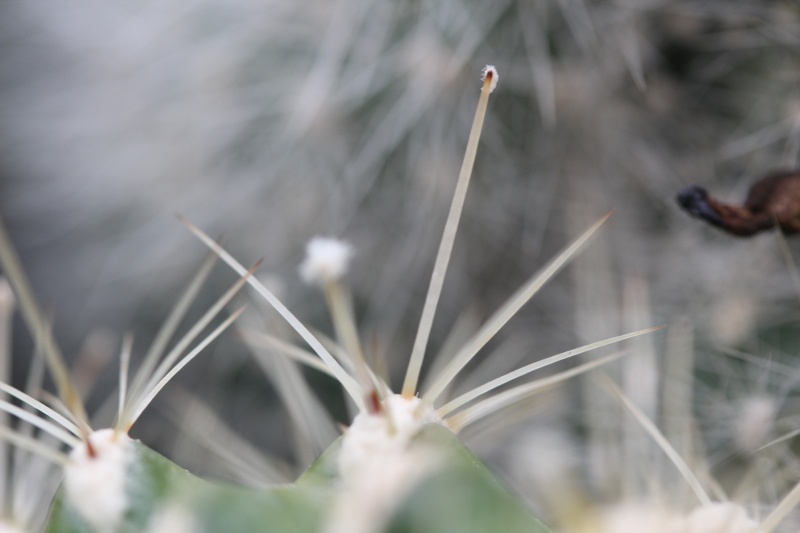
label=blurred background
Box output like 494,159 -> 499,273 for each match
2,0 -> 800,528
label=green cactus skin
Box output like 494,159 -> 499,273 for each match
45,425 -> 550,533
383,425 -> 551,533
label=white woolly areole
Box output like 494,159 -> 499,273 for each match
325,448 -> 439,533
482,65 -> 498,93
338,394 -> 441,482
326,395 -> 443,533
298,237 -> 353,285
64,429 -> 132,533
678,503 -> 759,533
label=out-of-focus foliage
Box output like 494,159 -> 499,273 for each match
2,1 -> 798,351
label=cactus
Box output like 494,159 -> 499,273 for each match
0,65 -> 660,533
43,425 -> 550,533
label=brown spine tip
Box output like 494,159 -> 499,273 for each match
367,389 -> 382,414
481,65 -> 498,93
85,438 -> 97,459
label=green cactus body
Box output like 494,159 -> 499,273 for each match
45,425 -> 548,533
